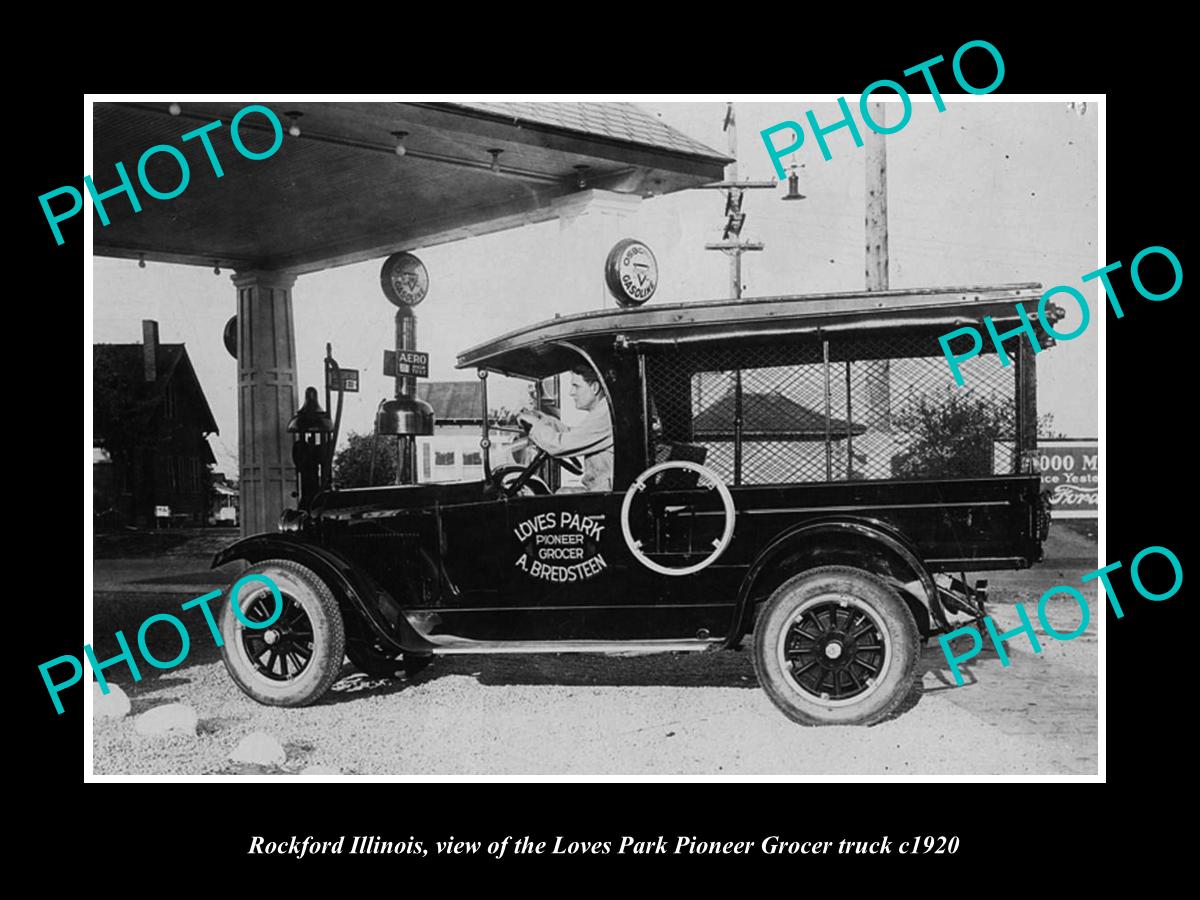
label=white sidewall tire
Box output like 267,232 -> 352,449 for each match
752,565 -> 920,726
219,559 -> 346,707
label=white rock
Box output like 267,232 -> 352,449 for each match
299,765 -> 342,775
93,683 -> 131,720
133,703 -> 198,737
230,732 -> 287,767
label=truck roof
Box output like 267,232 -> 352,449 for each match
456,283 -> 1049,378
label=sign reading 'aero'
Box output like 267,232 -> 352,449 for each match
383,349 -> 429,378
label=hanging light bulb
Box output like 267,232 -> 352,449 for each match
138,254 -> 147,269
488,149 -> 503,173
574,165 -> 590,189
285,111 -> 303,137
391,130 -> 409,156
213,261 -> 221,275
168,102 -> 181,116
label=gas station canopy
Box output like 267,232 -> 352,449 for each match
91,100 -> 731,537
92,101 -> 732,275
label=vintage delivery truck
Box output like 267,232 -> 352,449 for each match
214,283 -> 1057,726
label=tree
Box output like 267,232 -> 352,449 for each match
333,432 -> 398,488
94,351 -> 158,456
1037,413 -> 1066,440
890,391 -> 1065,479
891,389 -> 1015,479
94,349 -> 162,522
490,406 -> 519,426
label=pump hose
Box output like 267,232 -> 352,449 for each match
327,354 -> 345,481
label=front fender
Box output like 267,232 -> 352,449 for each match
726,516 -> 944,647
213,534 -> 434,653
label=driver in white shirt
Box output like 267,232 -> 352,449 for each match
517,365 -> 613,492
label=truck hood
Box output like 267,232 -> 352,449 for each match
310,481 -> 491,519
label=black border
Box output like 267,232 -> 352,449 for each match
44,22 -> 1190,876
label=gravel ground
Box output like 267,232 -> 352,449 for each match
89,525 -> 1099,776
91,601 -> 1097,776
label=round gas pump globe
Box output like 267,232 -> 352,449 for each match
380,251 -> 429,307
620,461 -> 736,576
605,239 -> 658,307
223,316 -> 238,359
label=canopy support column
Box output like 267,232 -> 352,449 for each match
233,270 -> 299,536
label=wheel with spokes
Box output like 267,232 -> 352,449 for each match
219,559 -> 345,706
752,566 -> 919,726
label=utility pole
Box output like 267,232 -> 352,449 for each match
726,103 -> 742,298
864,101 -> 891,432
703,102 -> 774,299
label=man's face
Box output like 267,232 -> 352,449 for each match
569,373 -> 601,412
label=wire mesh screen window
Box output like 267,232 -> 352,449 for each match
646,334 -> 1019,486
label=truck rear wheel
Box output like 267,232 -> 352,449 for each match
752,566 -> 920,726
219,559 -> 345,707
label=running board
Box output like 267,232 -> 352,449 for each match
427,638 -> 723,655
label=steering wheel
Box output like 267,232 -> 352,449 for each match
509,431 -> 584,479
491,463 -> 551,497
497,444 -> 589,496
499,449 -> 556,497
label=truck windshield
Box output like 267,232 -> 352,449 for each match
414,372 -> 538,484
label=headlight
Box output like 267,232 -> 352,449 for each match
278,508 -> 308,533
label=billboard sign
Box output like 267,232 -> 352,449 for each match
1034,440 -> 1098,518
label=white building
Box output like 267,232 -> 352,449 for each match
415,382 -> 518,484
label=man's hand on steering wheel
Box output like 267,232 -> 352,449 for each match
513,409 -> 583,478
516,408 -> 542,429
498,448 -> 583,496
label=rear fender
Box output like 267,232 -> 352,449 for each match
213,534 -> 434,653
727,517 -> 945,647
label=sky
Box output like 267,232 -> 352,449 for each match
91,100 -> 1099,477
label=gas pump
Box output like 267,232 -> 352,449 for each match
376,252 -> 434,483
287,344 -> 347,510
288,387 -> 332,510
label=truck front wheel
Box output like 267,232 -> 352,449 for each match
752,566 -> 920,726
219,559 -> 346,707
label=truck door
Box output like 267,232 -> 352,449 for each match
424,495 -> 514,640
503,491 -> 626,640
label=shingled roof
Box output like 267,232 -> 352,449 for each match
444,102 -> 725,159
417,381 -> 484,423
93,343 -> 219,436
694,391 -> 865,440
